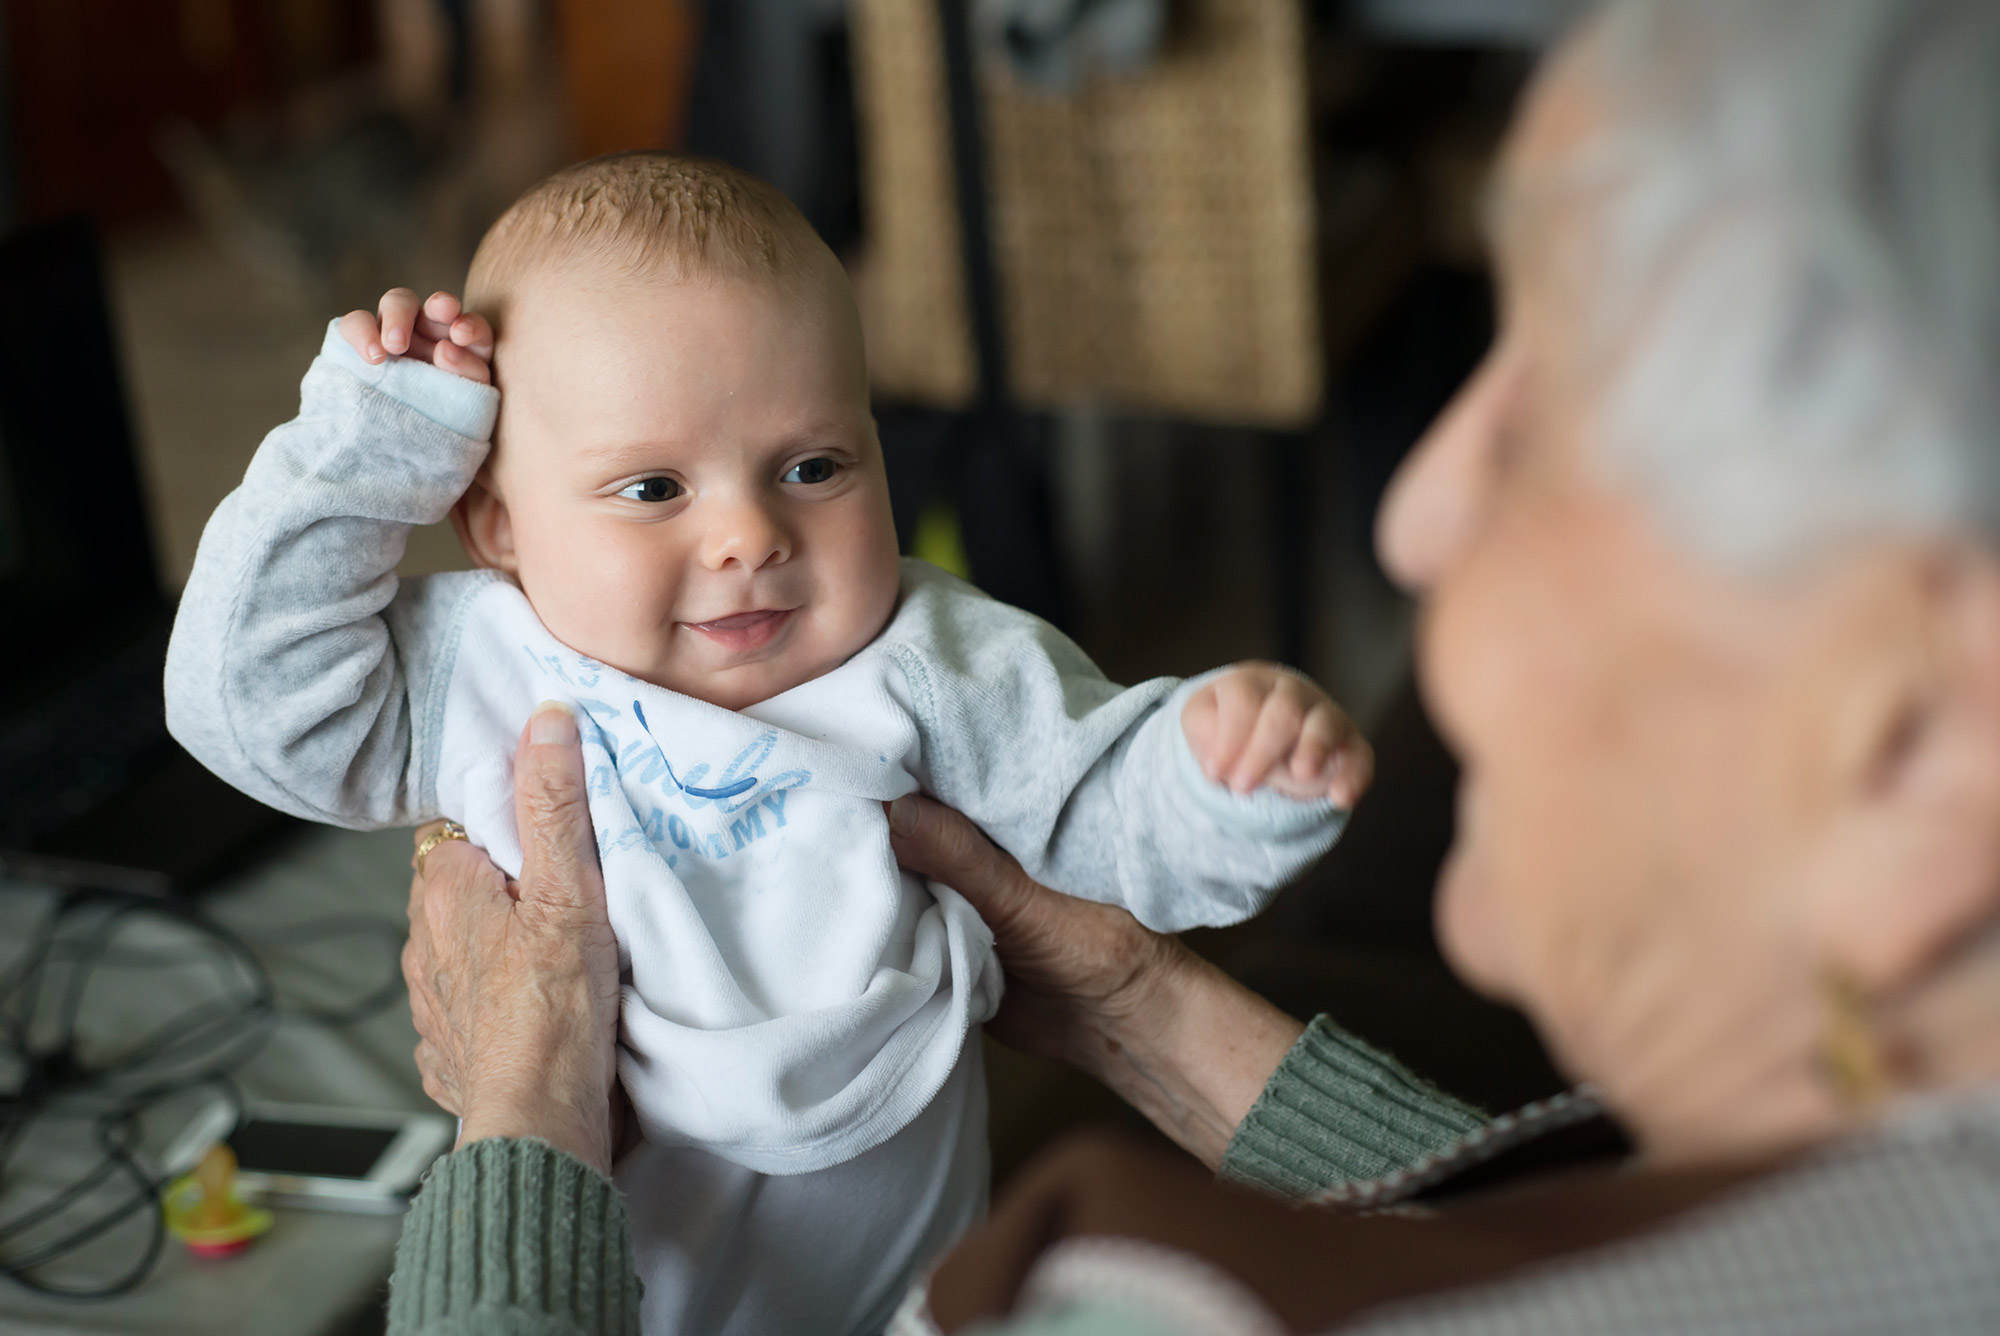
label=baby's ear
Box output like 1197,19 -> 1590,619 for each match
450,469 -> 518,575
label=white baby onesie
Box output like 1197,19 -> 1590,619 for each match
442,575 -> 1001,1176
166,326 -> 1348,1335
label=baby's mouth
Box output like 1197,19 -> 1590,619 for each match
683,607 -> 797,654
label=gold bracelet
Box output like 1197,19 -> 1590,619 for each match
415,820 -> 469,878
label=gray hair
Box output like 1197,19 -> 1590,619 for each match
1557,0 -> 2000,569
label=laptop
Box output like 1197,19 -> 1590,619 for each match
0,219 -> 296,895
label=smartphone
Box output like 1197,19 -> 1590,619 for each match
163,1099 -> 455,1215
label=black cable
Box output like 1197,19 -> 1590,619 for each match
0,884 -> 406,1299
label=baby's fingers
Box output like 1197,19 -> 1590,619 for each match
449,311 -> 495,362
1286,702 -> 1371,805
1203,671 -> 1266,784
432,336 -> 492,385
1228,689 -> 1306,793
407,292 -> 460,351
424,291 -> 462,326
339,309 -> 386,363
1289,702 -> 1340,783
1327,730 -> 1374,808
377,287 -> 423,355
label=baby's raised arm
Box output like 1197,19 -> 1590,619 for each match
165,293 -> 498,828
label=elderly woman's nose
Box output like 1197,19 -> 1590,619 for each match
698,493 -> 792,571
1376,352 -> 1506,591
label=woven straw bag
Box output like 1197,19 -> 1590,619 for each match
851,0 -> 1321,426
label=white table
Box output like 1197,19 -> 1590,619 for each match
0,827 -> 432,1335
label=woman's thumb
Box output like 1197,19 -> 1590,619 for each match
514,701 -> 605,914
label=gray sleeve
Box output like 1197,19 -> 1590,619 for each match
1341,1117 -> 2000,1335
885,562 -> 1345,933
163,325 -> 500,828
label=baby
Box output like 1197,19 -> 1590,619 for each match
166,154 -> 1366,1336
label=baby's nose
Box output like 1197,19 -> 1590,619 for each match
699,497 -> 791,571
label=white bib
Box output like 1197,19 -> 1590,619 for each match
435,583 -> 1001,1175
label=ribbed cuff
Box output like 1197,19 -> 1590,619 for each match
322,319 -> 500,440
1219,1016 -> 1490,1200
387,1137 -> 641,1336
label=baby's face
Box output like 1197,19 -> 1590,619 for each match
471,261 -> 901,711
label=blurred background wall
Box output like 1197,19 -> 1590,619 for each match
1,0 -> 1575,1177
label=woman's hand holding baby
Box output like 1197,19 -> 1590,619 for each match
403,703 -> 622,1176
1181,663 -> 1373,807
886,793 -> 1304,1168
340,288 -> 495,385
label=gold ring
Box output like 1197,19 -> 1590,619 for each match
416,821 -> 469,877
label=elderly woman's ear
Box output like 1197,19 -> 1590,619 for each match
1804,544 -> 2000,1003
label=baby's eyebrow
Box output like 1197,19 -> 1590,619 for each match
584,419 -> 867,461
571,437 -> 689,467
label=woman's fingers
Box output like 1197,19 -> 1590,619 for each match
395,712 -> 616,1173
886,791 -> 969,872
512,702 -> 605,918
886,794 -> 1032,919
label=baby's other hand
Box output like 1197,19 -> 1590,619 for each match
1181,663 -> 1373,807
339,289 -> 495,385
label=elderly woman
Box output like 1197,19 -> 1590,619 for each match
386,0 -> 2000,1332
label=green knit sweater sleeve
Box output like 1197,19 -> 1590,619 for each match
1218,1014 -> 1490,1199
387,1137 -> 641,1336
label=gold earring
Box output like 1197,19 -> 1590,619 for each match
1819,969 -> 1888,1109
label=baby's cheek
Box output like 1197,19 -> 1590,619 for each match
827,507 -> 904,639
811,551 -> 901,670
526,520 -> 686,665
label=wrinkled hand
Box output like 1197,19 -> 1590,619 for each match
1181,662 -> 1373,805
886,794 -> 1304,1168
886,792 -> 1185,1070
403,703 -> 621,1173
340,288 -> 495,384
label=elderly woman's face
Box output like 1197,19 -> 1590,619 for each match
1376,49 -> 2000,1157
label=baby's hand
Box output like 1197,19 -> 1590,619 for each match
339,288 -> 495,385
1181,663 -> 1373,807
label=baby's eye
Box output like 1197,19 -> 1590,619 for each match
783,458 -> 839,485
617,477 -> 682,503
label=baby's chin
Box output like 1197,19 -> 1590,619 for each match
670,655 -> 833,712
644,608 -> 894,712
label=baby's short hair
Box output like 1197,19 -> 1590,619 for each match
466,152 -> 823,319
